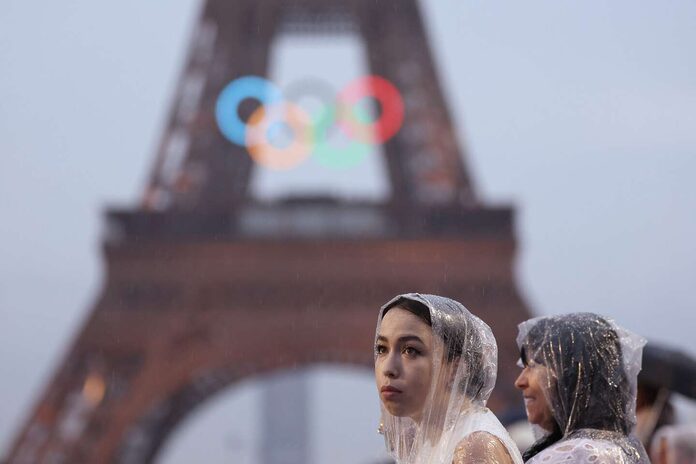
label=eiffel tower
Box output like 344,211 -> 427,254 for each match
6,1 -> 532,462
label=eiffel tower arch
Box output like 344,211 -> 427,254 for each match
6,1 -> 532,462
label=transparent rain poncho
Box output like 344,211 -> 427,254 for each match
375,293 -> 523,464
516,313 -> 650,464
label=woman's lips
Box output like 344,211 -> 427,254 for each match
523,396 -> 537,412
381,386 -> 402,399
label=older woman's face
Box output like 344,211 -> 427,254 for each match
514,360 -> 556,432
375,307 -> 433,421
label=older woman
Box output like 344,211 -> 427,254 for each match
515,313 -> 649,463
375,293 -> 522,464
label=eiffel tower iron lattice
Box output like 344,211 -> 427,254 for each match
7,1 -> 532,463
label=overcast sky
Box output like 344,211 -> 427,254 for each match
1,0 -> 695,462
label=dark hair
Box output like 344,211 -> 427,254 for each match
385,298 -> 432,327
521,314 -> 632,461
383,296 -> 485,397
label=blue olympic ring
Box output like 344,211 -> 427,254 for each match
215,76 -> 284,146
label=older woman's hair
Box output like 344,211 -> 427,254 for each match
519,313 -> 633,461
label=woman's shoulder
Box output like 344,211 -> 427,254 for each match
453,431 -> 516,464
529,436 -> 628,464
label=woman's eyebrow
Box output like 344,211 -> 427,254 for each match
397,335 -> 424,344
376,334 -> 424,344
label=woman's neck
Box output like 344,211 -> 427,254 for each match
414,396 -> 479,444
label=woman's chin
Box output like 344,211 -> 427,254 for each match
384,405 -> 405,417
383,403 -> 415,419
529,416 -> 556,433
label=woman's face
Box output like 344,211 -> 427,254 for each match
375,307 -> 433,421
514,359 -> 556,432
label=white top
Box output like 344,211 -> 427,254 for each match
527,437 -> 633,464
415,408 -> 524,464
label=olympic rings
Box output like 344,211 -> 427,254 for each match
312,104 -> 372,168
215,75 -> 404,170
246,103 -> 313,170
215,76 -> 283,146
284,78 -> 336,120
337,75 -> 405,144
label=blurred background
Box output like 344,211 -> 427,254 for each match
1,0 -> 695,463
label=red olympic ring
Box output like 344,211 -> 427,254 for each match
336,75 -> 405,145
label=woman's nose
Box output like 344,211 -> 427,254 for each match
382,353 -> 400,378
514,369 -> 528,390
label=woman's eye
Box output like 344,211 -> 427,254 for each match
375,345 -> 387,355
403,346 -> 420,357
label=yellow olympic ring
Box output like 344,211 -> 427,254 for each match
245,103 -> 313,171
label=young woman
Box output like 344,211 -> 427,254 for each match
515,313 -> 650,463
374,293 -> 523,464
